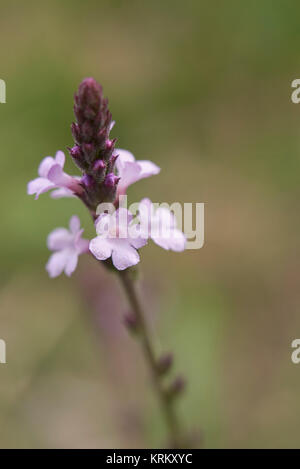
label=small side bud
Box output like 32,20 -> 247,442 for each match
71,122 -> 81,144
167,376 -> 186,399
157,353 -> 173,375
106,138 -> 116,151
106,139 -> 113,150
81,174 -> 96,190
68,145 -> 87,171
92,159 -> 106,182
123,312 -> 139,333
102,173 -> 120,201
108,153 -> 119,172
104,173 -> 120,188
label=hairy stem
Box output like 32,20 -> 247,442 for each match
118,268 -> 184,448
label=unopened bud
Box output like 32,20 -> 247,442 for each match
92,159 -> 106,182
69,145 -> 82,159
104,173 -> 120,188
82,143 -> 96,162
167,376 -> 186,399
81,174 -> 96,189
71,122 -> 81,144
68,145 -> 87,171
157,353 -> 173,375
108,153 -> 119,172
106,138 -> 116,151
123,312 -> 139,333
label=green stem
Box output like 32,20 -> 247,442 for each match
118,268 -> 183,448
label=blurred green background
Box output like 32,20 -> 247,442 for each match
0,0 -> 300,448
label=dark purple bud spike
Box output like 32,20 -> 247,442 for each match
70,77 -> 118,208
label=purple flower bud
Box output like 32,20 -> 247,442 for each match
68,145 -> 87,171
71,122 -> 81,144
92,159 -> 106,182
104,173 -> 120,188
108,153 -> 119,172
106,139 -> 115,151
93,159 -> 106,172
81,174 -> 96,189
82,143 -> 96,162
69,145 -> 82,159
100,173 -> 120,203
93,160 -> 106,172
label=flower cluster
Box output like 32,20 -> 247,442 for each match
27,78 -> 186,276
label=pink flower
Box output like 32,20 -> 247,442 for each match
46,216 -> 89,278
27,151 -> 82,200
138,198 -> 186,252
115,149 -> 160,196
89,208 -> 147,270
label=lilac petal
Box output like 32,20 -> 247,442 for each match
95,213 -> 112,236
129,234 -> 148,249
46,250 -> 69,278
152,229 -> 186,252
47,228 -> 72,251
115,150 -> 160,195
111,240 -> 140,270
155,207 -> 177,229
115,149 -> 135,169
64,252 -> 79,277
48,166 -> 81,194
38,156 -> 55,178
114,207 -> 133,222
113,208 -> 133,237
50,187 -> 75,199
75,236 -> 90,254
138,160 -> 161,178
69,215 -> 80,234
139,197 -> 152,209
47,164 -> 71,186
89,236 -> 113,260
128,220 -> 149,244
138,198 -> 153,224
54,151 -> 66,167
27,177 -> 55,199
117,162 -> 142,195
73,227 -> 85,250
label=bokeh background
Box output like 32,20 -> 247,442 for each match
0,0 -> 300,449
